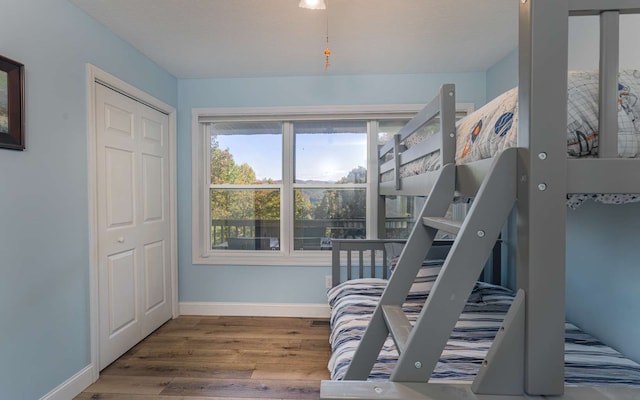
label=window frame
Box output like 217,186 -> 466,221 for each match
192,103 -> 474,266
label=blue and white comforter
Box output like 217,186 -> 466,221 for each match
396,70 -> 640,207
327,275 -> 640,386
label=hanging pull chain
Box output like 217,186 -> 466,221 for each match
324,0 -> 330,69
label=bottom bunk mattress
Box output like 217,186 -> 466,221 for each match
327,276 -> 640,387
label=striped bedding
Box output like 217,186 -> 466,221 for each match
327,267 -> 640,386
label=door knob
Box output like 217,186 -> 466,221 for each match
117,237 -> 125,243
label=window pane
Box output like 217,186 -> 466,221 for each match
294,188 -> 366,250
208,122 -> 282,184
210,188 -> 280,250
294,121 -> 367,184
384,196 -> 423,239
378,119 -> 410,145
385,196 -> 466,240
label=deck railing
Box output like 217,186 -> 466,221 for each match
210,218 -> 415,250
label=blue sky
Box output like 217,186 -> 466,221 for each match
216,133 -> 367,183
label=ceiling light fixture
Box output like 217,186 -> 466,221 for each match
299,0 -> 326,10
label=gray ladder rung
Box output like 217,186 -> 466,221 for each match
381,305 -> 412,354
422,217 -> 462,235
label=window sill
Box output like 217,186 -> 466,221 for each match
193,251 -> 333,267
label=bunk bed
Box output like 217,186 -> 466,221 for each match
320,1 -> 640,399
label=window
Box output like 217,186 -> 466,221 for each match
208,122 -> 282,251
193,104 -> 473,265
293,121 -> 368,250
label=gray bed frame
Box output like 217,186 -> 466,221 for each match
321,1 -> 640,399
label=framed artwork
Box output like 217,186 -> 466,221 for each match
0,54 -> 25,150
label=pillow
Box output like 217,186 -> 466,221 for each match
386,245 -> 445,296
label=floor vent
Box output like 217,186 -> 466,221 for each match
310,319 -> 330,327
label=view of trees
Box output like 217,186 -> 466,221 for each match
311,166 -> 366,221
210,138 -> 367,248
210,138 -> 314,221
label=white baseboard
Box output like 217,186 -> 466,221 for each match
40,364 -> 94,400
179,301 -> 330,318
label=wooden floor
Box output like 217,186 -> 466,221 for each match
75,316 -> 331,399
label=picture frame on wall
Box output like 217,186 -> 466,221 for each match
0,54 -> 25,151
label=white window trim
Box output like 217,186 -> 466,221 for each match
192,103 -> 474,266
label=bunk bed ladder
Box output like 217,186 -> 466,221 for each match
343,162 -> 457,380
342,148 -> 519,393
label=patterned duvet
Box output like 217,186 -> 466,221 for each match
393,70 -> 640,207
327,270 -> 640,386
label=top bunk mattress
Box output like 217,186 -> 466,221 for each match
397,70 -> 640,207
456,70 -> 640,163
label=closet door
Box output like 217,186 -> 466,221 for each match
96,84 -> 172,369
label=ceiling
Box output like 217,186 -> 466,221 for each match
70,0 -> 518,79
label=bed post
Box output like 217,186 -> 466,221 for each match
517,0 -> 568,395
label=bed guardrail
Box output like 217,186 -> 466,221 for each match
331,238 -> 503,288
331,239 -> 406,287
378,84 -> 456,196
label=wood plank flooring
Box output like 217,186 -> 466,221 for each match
75,316 -> 331,400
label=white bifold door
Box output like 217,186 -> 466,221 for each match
96,84 -> 172,370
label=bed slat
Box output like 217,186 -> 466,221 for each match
598,11 -> 620,158
393,135 -> 402,190
379,169 -> 442,197
569,0 -> 640,15
370,251 -> 376,278
399,134 -> 441,166
567,158 -> 640,193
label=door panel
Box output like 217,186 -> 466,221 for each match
107,250 -> 137,334
142,115 -> 163,144
105,148 -> 135,228
142,154 -> 163,222
143,240 -> 166,312
104,103 -> 134,137
97,84 -> 171,369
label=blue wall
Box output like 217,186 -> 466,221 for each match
485,49 -> 518,102
485,16 -> 640,103
484,15 -> 640,363
0,1 -> 177,398
566,201 -> 640,363
177,73 -> 486,305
